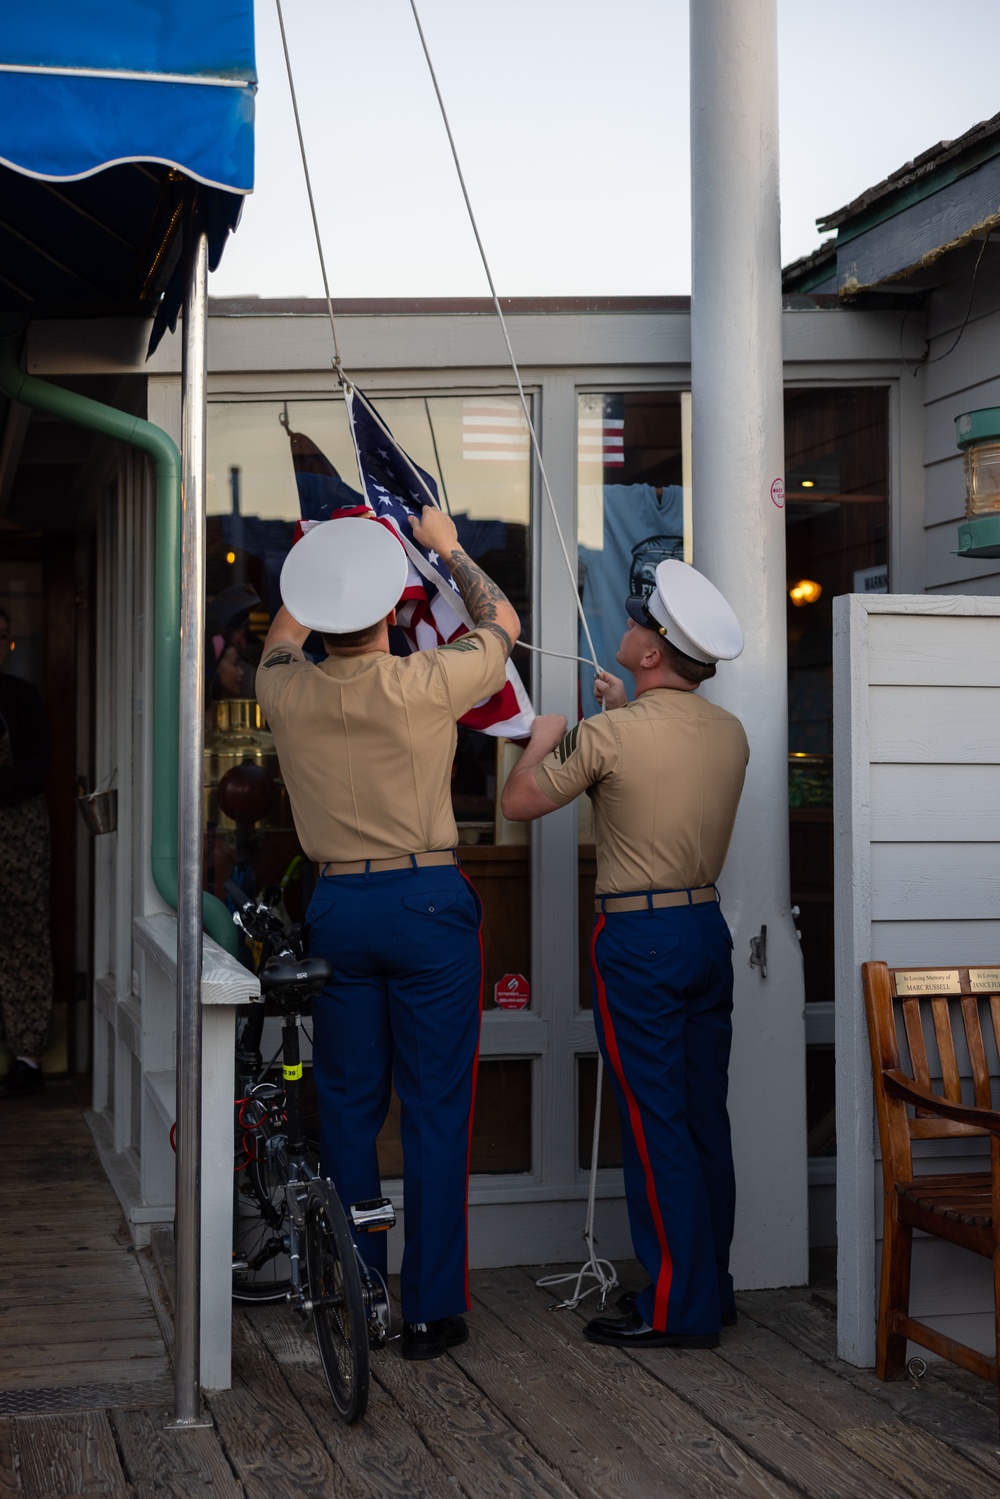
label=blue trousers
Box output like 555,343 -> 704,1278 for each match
590,896 -> 736,1335
306,864 -> 483,1323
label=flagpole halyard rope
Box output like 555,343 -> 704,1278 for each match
274,0 -> 344,378
408,0 -> 616,1314
407,0 -> 600,676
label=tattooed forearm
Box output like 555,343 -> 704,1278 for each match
478,621 -> 514,657
447,550 -> 505,621
444,548 -> 515,657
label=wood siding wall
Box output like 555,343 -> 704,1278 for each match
834,594 -> 1000,1367
923,248 -> 1000,593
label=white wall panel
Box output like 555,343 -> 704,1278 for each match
870,842 -> 1000,919
870,918 -> 1000,966
871,762 -> 1000,839
835,594 -> 1000,1369
867,612 -> 1000,684
869,684 -> 1000,761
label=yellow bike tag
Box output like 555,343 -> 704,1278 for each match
283,1062 -> 303,1082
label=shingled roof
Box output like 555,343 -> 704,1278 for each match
817,111 -> 1000,232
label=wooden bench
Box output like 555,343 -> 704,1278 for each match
861,961 -> 1000,1417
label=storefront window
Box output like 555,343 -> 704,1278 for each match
577,1056 -> 622,1170
376,1058 -> 533,1177
576,392 -> 690,716
575,391 -> 691,1012
785,386 -> 889,1164
786,387 -> 888,767
205,394 -> 532,912
206,392 -> 535,1170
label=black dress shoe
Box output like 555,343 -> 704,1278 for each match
401,1315 -> 469,1361
617,1289 -> 737,1327
0,1059 -> 43,1098
584,1308 -> 720,1349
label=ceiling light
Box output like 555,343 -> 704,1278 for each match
800,479 -> 815,489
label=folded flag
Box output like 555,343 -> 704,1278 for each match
284,387 -> 534,739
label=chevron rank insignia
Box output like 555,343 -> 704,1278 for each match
439,637 -> 481,653
556,724 -> 580,764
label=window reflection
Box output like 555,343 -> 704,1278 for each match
785,387 -> 888,758
205,393 -> 534,995
576,392 -> 691,1007
576,392 -> 689,716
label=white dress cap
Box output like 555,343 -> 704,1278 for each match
279,516 -> 408,633
645,559 -> 744,664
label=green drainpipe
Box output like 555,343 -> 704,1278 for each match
0,333 -> 238,956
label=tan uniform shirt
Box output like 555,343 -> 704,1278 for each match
534,689 -> 749,896
255,630 -> 507,862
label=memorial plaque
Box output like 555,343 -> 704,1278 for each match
969,968 -> 1000,993
894,969 -> 961,996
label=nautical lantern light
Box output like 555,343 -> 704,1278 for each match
956,408 -> 1000,557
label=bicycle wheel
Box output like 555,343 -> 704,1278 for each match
303,1181 -> 369,1423
233,1149 -> 292,1304
233,1134 -> 321,1304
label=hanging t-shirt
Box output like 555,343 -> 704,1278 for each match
578,484 -> 683,716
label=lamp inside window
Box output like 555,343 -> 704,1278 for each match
788,579 -> 822,607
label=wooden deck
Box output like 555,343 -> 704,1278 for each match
2,1084 -> 1000,1497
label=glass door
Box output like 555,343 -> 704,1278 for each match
206,390 -> 535,1176
784,386 -> 889,1187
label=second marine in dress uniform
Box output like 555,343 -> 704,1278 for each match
256,510 -> 520,1360
503,560 -> 748,1348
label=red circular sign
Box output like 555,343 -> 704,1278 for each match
494,973 -> 530,1010
770,476 -> 785,509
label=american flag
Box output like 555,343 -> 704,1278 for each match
578,394 -> 625,468
462,399 -> 530,462
285,387 -> 534,740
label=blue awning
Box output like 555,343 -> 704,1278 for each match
0,4 -> 255,191
0,3 -> 256,342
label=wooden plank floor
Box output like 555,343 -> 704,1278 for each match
0,1081 -> 171,1416
3,1085 -> 1000,1497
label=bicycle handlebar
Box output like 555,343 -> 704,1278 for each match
225,879 -> 297,956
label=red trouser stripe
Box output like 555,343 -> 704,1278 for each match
590,915 -> 674,1329
460,868 -> 484,1309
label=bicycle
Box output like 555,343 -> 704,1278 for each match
225,878 -> 395,1423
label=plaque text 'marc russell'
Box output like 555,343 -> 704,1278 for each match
893,969 -> 961,996
969,968 -> 1000,992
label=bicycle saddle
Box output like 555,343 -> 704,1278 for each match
259,955 -> 332,995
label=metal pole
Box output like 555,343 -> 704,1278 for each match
689,0 -> 808,1288
169,207 -> 212,1428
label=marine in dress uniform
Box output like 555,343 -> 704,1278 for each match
502,560 -> 747,1348
256,512 -> 520,1360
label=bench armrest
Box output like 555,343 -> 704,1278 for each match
884,1069 -> 1000,1135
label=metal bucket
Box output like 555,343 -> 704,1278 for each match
76,788 -> 118,835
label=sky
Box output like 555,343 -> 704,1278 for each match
210,0 -> 1000,302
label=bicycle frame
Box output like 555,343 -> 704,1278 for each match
226,878 -> 396,1420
